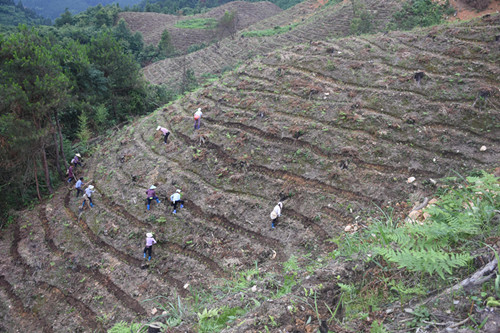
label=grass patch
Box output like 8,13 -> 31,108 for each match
242,24 -> 298,37
175,18 -> 217,29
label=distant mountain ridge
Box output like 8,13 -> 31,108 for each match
20,0 -> 140,19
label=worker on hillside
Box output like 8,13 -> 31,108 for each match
67,165 -> 74,183
146,185 -> 161,211
270,202 -> 283,229
75,177 -> 84,197
194,108 -> 203,130
170,189 -> 184,214
143,232 -> 157,261
72,153 -> 82,167
156,126 -> 170,144
82,185 -> 95,209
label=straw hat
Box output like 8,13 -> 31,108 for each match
149,185 -> 157,190
176,189 -> 181,193
88,185 -> 94,190
270,211 -> 278,219
156,126 -> 161,131
76,153 -> 81,157
146,232 -> 153,238
278,202 -> 283,209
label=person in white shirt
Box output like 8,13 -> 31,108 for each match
270,202 -> 283,229
82,185 -> 95,209
170,189 -> 184,214
194,108 -> 203,130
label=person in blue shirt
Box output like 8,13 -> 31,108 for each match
75,177 -> 84,197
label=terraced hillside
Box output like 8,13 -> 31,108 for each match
118,1 -> 282,52
142,0 -> 403,86
0,14 -> 499,332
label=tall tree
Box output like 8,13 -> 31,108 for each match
0,25 -> 70,198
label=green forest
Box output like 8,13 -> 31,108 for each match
0,5 -> 182,224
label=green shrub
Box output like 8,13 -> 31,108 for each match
387,0 -> 455,31
175,18 -> 217,29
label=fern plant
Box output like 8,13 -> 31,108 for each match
348,171 -> 499,279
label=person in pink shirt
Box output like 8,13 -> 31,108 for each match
156,126 -> 170,144
143,232 -> 157,261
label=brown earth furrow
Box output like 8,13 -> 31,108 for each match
10,219 -> 104,330
206,118 -> 442,178
394,36 -> 499,76
176,129 -> 381,206
231,71 -> 499,149
284,209 -> 331,245
63,191 -> 141,267
63,191 -> 187,297
38,206 -> 147,317
320,206 -> 355,225
187,200 -> 286,260
95,188 -> 228,278
0,275 -> 53,333
267,63 -> 482,105
201,93 -> 472,176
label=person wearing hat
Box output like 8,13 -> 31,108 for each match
72,153 -> 82,167
170,189 -> 184,214
143,232 -> 157,261
193,108 -> 203,130
156,126 -> 170,144
146,185 -> 161,211
82,185 -> 95,209
75,177 -> 84,197
270,202 -> 283,229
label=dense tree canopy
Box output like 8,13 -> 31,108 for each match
0,23 -> 172,225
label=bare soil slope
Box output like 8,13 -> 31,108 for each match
142,0 -> 402,86
0,14 -> 499,332
118,1 -> 282,51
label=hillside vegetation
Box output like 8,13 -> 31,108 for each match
118,1 -> 282,52
140,0 -> 404,86
0,11 -> 498,332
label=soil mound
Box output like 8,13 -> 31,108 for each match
0,14 -> 499,332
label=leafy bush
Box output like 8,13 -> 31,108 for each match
341,171 -> 499,279
387,0 -> 455,31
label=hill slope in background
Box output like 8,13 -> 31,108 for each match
140,0 -> 403,86
0,13 -> 498,332
118,1 -> 283,51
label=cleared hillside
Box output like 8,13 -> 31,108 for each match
0,14 -> 499,332
117,1 -> 282,52
141,0 -> 403,86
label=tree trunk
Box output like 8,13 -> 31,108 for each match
41,144 -> 53,194
55,110 -> 68,170
33,159 -> 42,201
53,131 -> 64,179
